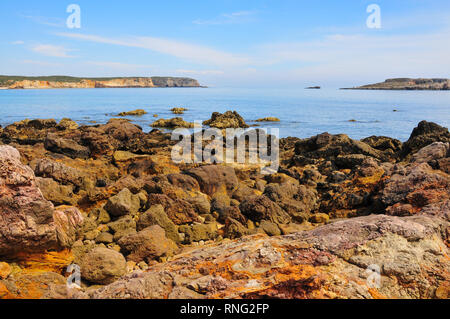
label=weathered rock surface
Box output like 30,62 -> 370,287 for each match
402,121 -> 450,158
203,111 -> 249,129
118,109 -> 147,116
0,146 -> 56,254
0,145 -> 83,256
118,225 -> 177,263
186,165 -> 239,196
87,213 -> 448,299
151,117 -> 194,128
104,188 -> 141,217
45,133 -> 90,159
137,205 -> 179,243
0,119 -> 448,300
79,247 -> 127,284
293,132 -> 386,167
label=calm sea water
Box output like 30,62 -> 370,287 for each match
0,87 -> 448,141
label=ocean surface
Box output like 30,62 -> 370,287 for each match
0,87 -> 448,141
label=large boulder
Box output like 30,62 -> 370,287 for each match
186,165 -> 239,196
148,194 -> 199,225
382,162 -> 449,219
80,119 -> 147,157
361,136 -> 402,157
0,146 -> 83,255
151,117 -> 194,128
33,158 -> 85,187
410,142 -> 449,167
239,195 -> 291,224
36,177 -> 77,205
104,188 -> 141,217
263,174 -> 318,222
0,145 -> 57,255
293,132 -> 384,166
137,205 -> 180,243
79,247 -> 127,284
53,206 -> 84,248
402,121 -> 450,158
56,118 -> 78,130
0,119 -> 57,145
118,225 -> 177,263
203,111 -> 249,129
44,133 -> 90,159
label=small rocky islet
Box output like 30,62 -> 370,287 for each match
0,112 -> 449,299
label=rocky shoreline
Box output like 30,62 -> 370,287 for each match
0,114 -> 449,299
0,76 -> 202,89
344,78 -> 450,90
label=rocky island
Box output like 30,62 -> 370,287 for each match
344,78 -> 450,90
0,76 -> 202,89
0,113 -> 449,299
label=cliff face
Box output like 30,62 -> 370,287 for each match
2,76 -> 201,89
347,78 -> 450,90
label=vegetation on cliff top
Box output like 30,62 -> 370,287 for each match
0,75 -> 200,87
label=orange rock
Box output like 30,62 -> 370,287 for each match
14,250 -> 74,274
0,282 -> 13,299
435,281 -> 449,299
1,272 -> 66,299
0,262 -> 11,279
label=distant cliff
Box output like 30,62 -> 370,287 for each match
344,78 -> 450,90
0,76 -> 202,89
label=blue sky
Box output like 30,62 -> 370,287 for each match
1,0 -> 449,87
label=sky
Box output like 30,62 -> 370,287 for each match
0,0 -> 449,88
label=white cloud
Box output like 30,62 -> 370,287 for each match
193,10 -> 256,25
256,29 -> 450,84
56,32 -> 249,66
22,60 -> 62,67
21,15 -> 65,28
86,61 -> 153,70
31,44 -> 74,58
12,40 -> 25,45
176,69 -> 224,75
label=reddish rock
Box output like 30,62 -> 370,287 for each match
186,165 -> 239,196
118,225 -> 177,263
239,195 -> 291,225
148,194 -> 199,225
0,146 -> 83,256
88,214 -> 449,299
402,121 -> 450,158
0,145 -> 57,255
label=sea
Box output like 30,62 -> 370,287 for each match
0,87 -> 449,141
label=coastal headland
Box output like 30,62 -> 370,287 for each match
0,76 -> 202,89
343,78 -> 450,90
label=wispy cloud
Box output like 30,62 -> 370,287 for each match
176,69 -> 224,75
20,15 -> 65,28
56,32 -> 249,66
22,60 -> 62,67
86,61 -> 153,70
257,29 -> 450,84
31,44 -> 74,58
12,40 -> 25,45
193,10 -> 256,25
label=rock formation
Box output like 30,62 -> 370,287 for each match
346,78 -> 450,90
0,76 -> 201,89
0,118 -> 448,299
